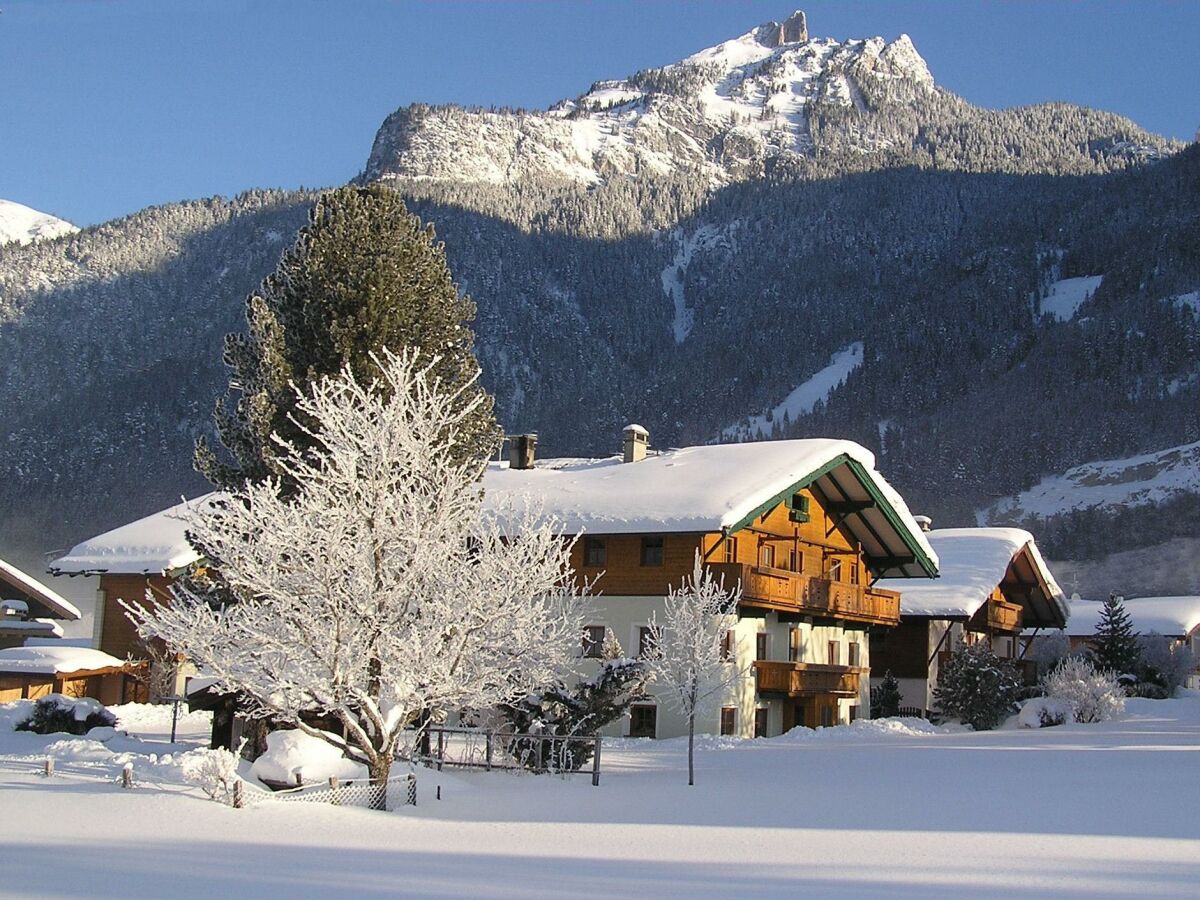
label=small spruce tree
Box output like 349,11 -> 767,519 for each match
1091,593 -> 1140,676
871,670 -> 903,718
934,640 -> 1021,731
196,183 -> 501,494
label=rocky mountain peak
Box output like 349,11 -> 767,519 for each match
756,10 -> 808,48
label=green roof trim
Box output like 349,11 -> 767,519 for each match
726,453 -> 938,578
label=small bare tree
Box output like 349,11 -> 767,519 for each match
126,350 -> 586,801
646,551 -> 743,785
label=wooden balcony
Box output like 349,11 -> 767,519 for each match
754,660 -> 862,697
706,563 -> 901,626
968,598 -> 1024,634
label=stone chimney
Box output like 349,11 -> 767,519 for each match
913,515 -> 932,533
622,424 -> 649,463
508,433 -> 538,470
759,10 -> 808,48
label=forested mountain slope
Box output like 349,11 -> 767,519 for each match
1,12 -> 1196,594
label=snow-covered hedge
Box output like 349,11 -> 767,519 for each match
1018,697 -> 1072,728
14,694 -> 117,735
1044,657 -> 1125,723
249,729 -> 367,787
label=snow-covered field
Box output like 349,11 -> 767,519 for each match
2,699 -> 1199,897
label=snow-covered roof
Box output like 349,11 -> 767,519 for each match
49,496 -> 217,576
483,438 -> 938,578
0,619 -> 64,638
0,646 -> 128,675
0,557 -> 81,620
877,528 -> 1066,626
1060,596 -> 1200,638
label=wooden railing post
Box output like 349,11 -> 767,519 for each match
592,736 -> 602,787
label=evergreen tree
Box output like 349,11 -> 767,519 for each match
1091,593 -> 1141,675
934,640 -> 1021,731
871,670 -> 903,718
196,183 -> 501,494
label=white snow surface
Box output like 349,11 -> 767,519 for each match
0,198 -> 77,246
249,729 -> 368,786
1040,274 -> 1103,322
50,494 -> 220,575
1172,291 -> 1200,315
0,645 -> 126,675
980,438 -> 1200,523
0,556 -> 81,619
877,527 -> 1064,619
483,438 -> 934,556
723,342 -> 864,440
660,223 -> 739,343
3,696 -> 1200,896
1059,595 -> 1200,638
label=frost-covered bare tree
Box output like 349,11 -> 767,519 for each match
646,552 -> 743,785
125,349 -> 585,795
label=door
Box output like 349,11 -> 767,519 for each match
629,704 -> 657,738
754,707 -> 769,738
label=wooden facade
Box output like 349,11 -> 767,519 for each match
95,574 -> 175,661
0,662 -> 148,706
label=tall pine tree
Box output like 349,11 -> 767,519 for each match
1091,593 -> 1140,675
196,184 -> 501,493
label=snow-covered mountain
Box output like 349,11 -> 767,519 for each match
365,10 -> 1171,188
0,199 -> 77,247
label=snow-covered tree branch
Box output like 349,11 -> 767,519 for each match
125,349 -> 586,796
646,551 -> 743,785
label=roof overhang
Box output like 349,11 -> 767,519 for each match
1001,543 -> 1068,628
0,558 -> 81,620
727,454 -> 938,580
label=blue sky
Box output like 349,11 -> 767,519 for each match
2,0 -> 1196,226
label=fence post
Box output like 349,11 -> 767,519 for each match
329,776 -> 340,806
436,729 -> 444,772
485,731 -> 493,771
591,736 -> 602,787
233,780 -> 244,809
42,758 -> 54,778
121,762 -> 133,789
294,772 -> 303,788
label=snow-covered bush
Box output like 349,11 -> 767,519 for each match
181,745 -> 243,803
1128,681 -> 1169,699
15,695 -> 117,735
1044,657 -> 1125,723
1018,696 -> 1071,729
249,729 -> 367,787
933,640 -> 1020,731
502,650 -> 649,773
1136,632 -> 1197,695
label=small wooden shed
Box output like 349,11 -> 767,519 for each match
0,646 -> 147,705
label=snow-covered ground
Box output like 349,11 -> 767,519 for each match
0,198 -> 77,246
2,697 -> 1200,897
1040,274 -> 1103,321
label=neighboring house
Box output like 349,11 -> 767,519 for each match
1052,595 -> 1200,688
0,556 -> 81,648
0,645 -> 147,704
48,496 -> 218,695
486,427 -> 938,739
45,429 -> 940,739
870,527 -> 1068,716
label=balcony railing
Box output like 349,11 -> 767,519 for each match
987,600 -> 1024,633
705,563 -> 900,626
754,660 -> 862,697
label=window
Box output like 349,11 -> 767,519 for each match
788,492 -> 811,523
756,632 -> 769,661
638,626 -> 656,659
581,625 -> 606,659
720,630 -> 734,662
850,563 -> 860,585
848,641 -> 861,668
820,706 -> 836,727
629,704 -> 657,738
583,537 -> 606,567
758,542 -> 775,569
826,558 -> 843,582
723,536 -> 738,563
828,640 -> 840,666
789,627 -> 803,663
754,708 -> 769,738
849,705 -> 860,723
788,547 -> 801,572
720,707 -> 737,736
640,536 -> 664,567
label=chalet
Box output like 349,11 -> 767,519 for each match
0,645 -> 146,705
484,428 -> 938,738
46,429 -> 939,740
0,556 -> 81,648
1054,595 -> 1200,688
870,527 -> 1068,716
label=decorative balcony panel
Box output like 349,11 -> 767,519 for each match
706,563 -> 900,626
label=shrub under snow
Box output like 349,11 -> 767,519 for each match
249,729 -> 367,787
934,640 -> 1021,731
1018,696 -> 1072,729
181,746 -> 243,803
1044,657 -> 1126,723
15,695 -> 117,735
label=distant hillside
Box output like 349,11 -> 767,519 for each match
0,199 -> 77,247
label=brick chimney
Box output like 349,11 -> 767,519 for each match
622,424 -> 649,463
508,433 -> 538,470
